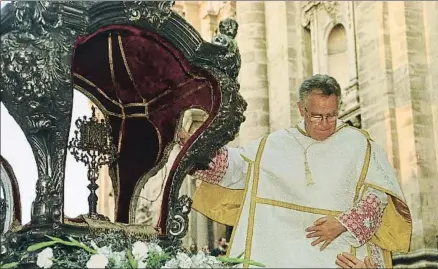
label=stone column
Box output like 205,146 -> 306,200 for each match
199,2 -> 219,40
182,1 -> 202,33
353,1 -> 400,165
286,1 -> 313,124
235,1 -> 270,144
386,1 -> 438,251
302,2 -> 322,75
263,1 -> 291,131
217,1 -> 236,21
171,2 -> 185,17
423,1 -> 438,182
262,1 -> 312,131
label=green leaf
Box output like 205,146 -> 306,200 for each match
27,241 -> 57,252
45,235 -> 63,242
67,236 -> 81,245
0,262 -> 19,269
217,256 -> 266,267
147,252 -> 171,268
126,249 -> 137,269
44,235 -> 97,254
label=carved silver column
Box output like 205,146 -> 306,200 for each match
0,1 -> 89,225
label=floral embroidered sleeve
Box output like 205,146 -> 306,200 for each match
192,147 -> 229,185
336,188 -> 388,248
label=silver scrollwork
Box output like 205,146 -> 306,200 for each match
124,1 -> 175,28
167,195 -> 192,237
1,1 -> 87,225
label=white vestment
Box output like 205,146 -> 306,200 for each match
193,121 -> 412,268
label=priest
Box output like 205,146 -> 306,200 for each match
186,74 -> 412,268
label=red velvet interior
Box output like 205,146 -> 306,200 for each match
71,25 -> 222,224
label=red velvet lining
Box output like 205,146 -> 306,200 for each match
71,25 -> 222,225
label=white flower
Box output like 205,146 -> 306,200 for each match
112,251 -> 128,268
132,241 -> 149,261
191,251 -> 206,266
148,243 -> 163,254
176,252 -> 193,268
86,254 -> 109,269
36,247 -> 53,268
97,246 -> 113,257
190,251 -> 223,268
162,258 -> 179,268
205,256 -> 223,268
137,260 -> 147,269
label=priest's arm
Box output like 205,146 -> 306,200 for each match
336,141 -> 412,267
193,138 -> 262,189
336,188 -> 388,248
191,138 -> 262,226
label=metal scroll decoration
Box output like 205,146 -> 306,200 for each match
0,160 -> 17,235
1,1 -> 246,244
0,1 -> 88,225
82,1 -> 246,241
164,18 -> 245,239
67,106 -> 117,219
0,181 -> 9,235
124,1 -> 175,28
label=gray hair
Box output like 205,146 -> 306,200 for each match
299,74 -> 341,106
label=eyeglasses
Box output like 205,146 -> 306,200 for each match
304,108 -> 338,124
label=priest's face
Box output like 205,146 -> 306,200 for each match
298,90 -> 339,141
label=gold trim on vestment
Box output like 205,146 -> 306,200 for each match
383,249 -> 392,268
366,244 -> 372,260
240,154 -> 254,164
361,184 -> 412,253
256,197 -> 342,216
244,135 -> 268,268
189,151 -> 249,227
351,246 -> 357,257
296,122 -> 348,138
226,161 -> 253,257
353,135 -> 372,202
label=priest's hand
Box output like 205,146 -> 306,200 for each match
336,253 -> 376,268
305,216 -> 347,250
177,129 -> 190,145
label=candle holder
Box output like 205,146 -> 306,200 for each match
68,106 -> 117,220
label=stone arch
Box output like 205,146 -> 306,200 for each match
323,20 -> 361,127
325,22 -> 349,90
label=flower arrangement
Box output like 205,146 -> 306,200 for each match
0,233 -> 265,269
